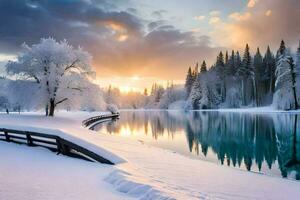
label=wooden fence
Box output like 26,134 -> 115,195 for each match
0,128 -> 114,165
82,113 -> 119,127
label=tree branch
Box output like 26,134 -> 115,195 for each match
61,59 -> 80,76
67,87 -> 83,92
55,98 -> 68,106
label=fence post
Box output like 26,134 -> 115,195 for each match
56,138 -> 70,155
26,133 -> 33,146
4,131 -> 10,142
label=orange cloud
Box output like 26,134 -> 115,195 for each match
248,0 -> 258,8
229,12 -> 251,21
105,22 -> 130,42
209,17 -> 221,25
211,0 -> 300,50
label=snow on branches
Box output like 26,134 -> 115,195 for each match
6,38 -> 95,116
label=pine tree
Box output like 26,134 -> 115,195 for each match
215,51 -> 226,101
253,47 -> 264,106
225,51 -> 229,66
235,51 -> 242,70
185,67 -> 194,98
189,77 -> 202,109
143,88 -> 148,96
238,44 -> 254,105
263,46 -> 276,97
296,41 -> 300,102
277,40 -> 286,57
226,50 -> 236,76
274,41 -> 299,110
193,62 -> 199,77
200,60 -> 207,72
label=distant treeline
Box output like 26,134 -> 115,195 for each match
184,40 -> 300,110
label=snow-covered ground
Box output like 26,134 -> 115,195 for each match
0,142 -> 134,200
190,106 -> 300,113
1,111 -> 300,200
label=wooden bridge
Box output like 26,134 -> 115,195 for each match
0,113 -> 120,165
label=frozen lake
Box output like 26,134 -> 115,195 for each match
92,110 -> 300,180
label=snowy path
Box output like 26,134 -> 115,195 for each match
0,111 -> 300,200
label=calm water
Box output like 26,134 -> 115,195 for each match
92,110 -> 300,180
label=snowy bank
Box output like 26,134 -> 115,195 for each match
193,106 -> 300,113
0,142 -> 133,200
0,124 -> 125,164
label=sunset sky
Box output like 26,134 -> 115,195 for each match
0,0 -> 299,92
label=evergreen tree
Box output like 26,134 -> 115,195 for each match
235,51 -> 242,70
296,41 -> 300,102
274,41 -> 299,110
263,46 -> 276,96
238,44 -> 254,105
185,67 -> 194,98
215,51 -> 226,101
189,77 -> 202,109
253,47 -> 264,106
225,51 -> 229,66
277,40 -> 286,57
200,60 -> 207,72
143,88 -> 148,96
193,62 -> 199,77
226,50 -> 236,76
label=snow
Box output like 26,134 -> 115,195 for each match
0,142 -> 133,200
1,111 -> 300,200
184,106 -> 300,113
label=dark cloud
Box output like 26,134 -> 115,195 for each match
0,0 -> 143,52
0,0 -> 219,80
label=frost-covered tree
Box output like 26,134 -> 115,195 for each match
226,50 -> 236,76
273,40 -> 299,110
150,83 -> 165,104
185,67 -> 194,98
253,48 -> 264,106
189,76 -> 201,109
263,46 -> 276,98
6,80 -> 39,111
188,71 -> 221,109
6,38 -> 94,116
105,85 -> 121,107
159,83 -> 185,109
200,61 -> 207,73
215,51 -> 226,102
238,44 -> 254,105
296,41 -> 300,103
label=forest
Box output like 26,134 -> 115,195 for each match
184,40 -> 300,110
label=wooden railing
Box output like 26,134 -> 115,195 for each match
0,128 -> 114,165
82,113 -> 119,127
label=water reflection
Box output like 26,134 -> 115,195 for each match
92,111 -> 300,180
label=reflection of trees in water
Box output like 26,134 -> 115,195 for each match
273,114 -> 300,179
184,112 -> 278,171
94,111 -> 300,179
185,112 -> 300,179
93,111 -> 185,139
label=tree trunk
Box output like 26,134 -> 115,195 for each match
49,99 -> 55,117
241,79 -> 245,106
290,62 -> 299,110
253,78 -> 258,107
45,104 -> 49,116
